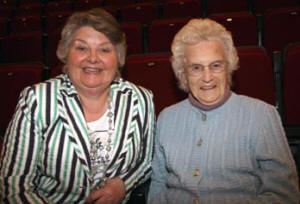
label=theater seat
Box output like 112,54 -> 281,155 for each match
123,52 -> 187,115
233,46 -> 275,105
147,18 -> 189,53
209,12 -> 259,47
263,7 -> 300,54
0,62 -> 44,132
283,43 -> 300,126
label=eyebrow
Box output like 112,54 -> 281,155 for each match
186,60 -> 225,66
72,39 -> 113,46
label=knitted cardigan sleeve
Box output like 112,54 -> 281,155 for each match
252,105 -> 299,203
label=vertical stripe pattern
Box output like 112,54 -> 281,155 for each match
0,74 -> 155,203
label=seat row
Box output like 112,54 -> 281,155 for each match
0,6 -> 300,66
1,0 -> 300,17
0,44 -> 299,135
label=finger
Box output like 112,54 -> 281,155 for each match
85,188 -> 105,203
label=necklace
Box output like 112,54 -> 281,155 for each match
88,95 -> 114,190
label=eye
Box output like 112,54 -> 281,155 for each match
211,62 -> 222,68
99,47 -> 112,53
75,45 -> 87,52
210,61 -> 224,72
191,64 -> 204,71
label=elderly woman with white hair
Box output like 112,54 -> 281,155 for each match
147,18 -> 299,204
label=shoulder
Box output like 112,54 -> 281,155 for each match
231,93 -> 276,112
157,99 -> 189,122
230,92 -> 280,122
26,74 -> 67,93
112,78 -> 154,102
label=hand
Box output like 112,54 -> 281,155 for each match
85,177 -> 126,204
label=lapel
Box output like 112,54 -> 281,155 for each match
55,75 -> 134,178
57,74 -> 91,177
108,79 -> 134,174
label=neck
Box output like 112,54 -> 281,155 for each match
79,88 -> 110,122
189,86 -> 231,111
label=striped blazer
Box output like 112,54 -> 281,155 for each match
0,74 -> 155,203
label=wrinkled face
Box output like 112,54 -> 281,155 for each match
184,41 -> 228,106
66,26 -> 118,95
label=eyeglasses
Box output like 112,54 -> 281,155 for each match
185,60 -> 227,76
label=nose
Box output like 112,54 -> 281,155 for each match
87,50 -> 99,64
202,67 -> 213,83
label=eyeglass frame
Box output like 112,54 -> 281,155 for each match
184,60 -> 228,77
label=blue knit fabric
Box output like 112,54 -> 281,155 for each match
148,92 -> 300,204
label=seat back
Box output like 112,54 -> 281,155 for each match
120,2 -> 159,24
162,0 -> 202,19
205,0 -> 249,16
121,22 -> 144,55
0,18 -> 8,38
251,0 -> 299,15
0,6 -> 13,18
123,53 -> 187,114
148,18 -> 189,52
209,12 -> 258,47
73,0 -> 104,11
233,46 -> 275,105
14,3 -> 43,17
2,31 -> 45,63
44,1 -> 73,15
283,43 -> 300,126
263,7 -> 300,54
0,63 -> 43,131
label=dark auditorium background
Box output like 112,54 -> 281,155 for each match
0,0 -> 300,203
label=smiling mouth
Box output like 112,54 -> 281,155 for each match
83,68 -> 103,73
201,85 -> 216,90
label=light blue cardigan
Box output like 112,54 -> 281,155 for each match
148,92 -> 299,204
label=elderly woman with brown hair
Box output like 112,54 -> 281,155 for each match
147,18 -> 299,204
0,8 -> 155,203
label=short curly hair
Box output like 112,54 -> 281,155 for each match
57,8 -> 126,75
171,18 -> 239,92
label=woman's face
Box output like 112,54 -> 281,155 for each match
184,41 -> 229,106
66,26 -> 118,95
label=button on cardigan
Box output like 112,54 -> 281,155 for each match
148,92 -> 299,204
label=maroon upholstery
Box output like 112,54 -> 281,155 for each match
0,6 -> 13,18
2,31 -> 45,63
10,15 -> 43,34
46,29 -> 62,66
0,63 -> 43,131
205,0 -> 249,15
148,18 -> 189,52
105,0 -> 135,7
251,0 -> 299,15
120,3 -> 159,25
14,3 -> 43,17
283,43 -> 300,126
0,18 -> 8,38
44,11 -> 72,33
50,64 -> 64,78
162,0 -> 202,19
209,12 -> 258,47
264,7 -> 300,54
233,46 -> 275,105
123,53 -> 187,115
44,1 -> 73,15
73,0 -> 104,11
121,22 -> 144,55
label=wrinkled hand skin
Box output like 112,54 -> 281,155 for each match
85,177 -> 126,204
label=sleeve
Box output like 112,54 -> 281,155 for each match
0,86 -> 48,203
118,89 -> 156,200
147,113 -> 168,204
253,105 -> 300,203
